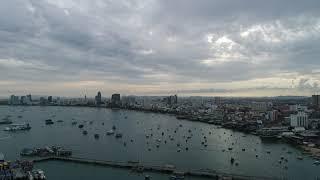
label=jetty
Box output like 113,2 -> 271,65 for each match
30,156 -> 279,180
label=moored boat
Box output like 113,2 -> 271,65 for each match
115,133 -> 123,138
4,123 -> 31,131
0,120 -> 13,125
106,130 -> 115,135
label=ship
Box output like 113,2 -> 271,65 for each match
4,123 -> 31,132
0,120 -> 13,125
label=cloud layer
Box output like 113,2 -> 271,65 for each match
1,0 -> 320,97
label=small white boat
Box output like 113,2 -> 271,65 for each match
4,123 -> 31,131
106,130 -> 115,135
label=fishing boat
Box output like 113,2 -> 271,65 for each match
45,119 -> 54,125
115,133 -> 123,138
297,156 -> 303,160
4,123 -> 31,131
106,130 -> 115,135
0,120 -> 12,125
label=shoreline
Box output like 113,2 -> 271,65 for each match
2,104 -> 320,160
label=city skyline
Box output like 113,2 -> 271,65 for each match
1,0 -> 320,97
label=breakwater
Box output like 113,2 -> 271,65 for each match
31,156 -> 278,180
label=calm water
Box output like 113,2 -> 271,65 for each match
0,105 -> 319,180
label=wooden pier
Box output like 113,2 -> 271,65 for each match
30,156 -> 279,180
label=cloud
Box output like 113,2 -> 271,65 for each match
0,0 -> 320,97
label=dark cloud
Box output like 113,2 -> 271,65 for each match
0,0 -> 319,96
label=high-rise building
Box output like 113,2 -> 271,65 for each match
9,95 -> 20,105
290,111 -> 309,128
48,96 -> 53,103
40,97 -> 47,105
165,95 -> 178,105
26,94 -> 32,104
20,96 -> 26,105
95,91 -> 102,105
267,110 -> 278,121
214,97 -> 222,105
111,94 -> 121,108
122,96 -> 136,107
312,95 -> 320,108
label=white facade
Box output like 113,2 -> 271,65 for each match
289,104 -> 308,112
250,102 -> 268,111
290,111 -> 309,128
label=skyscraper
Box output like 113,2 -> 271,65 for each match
26,94 -> 32,103
48,96 -> 53,103
312,95 -> 320,108
165,95 -> 178,105
111,94 -> 121,108
95,91 -> 102,105
9,95 -> 20,105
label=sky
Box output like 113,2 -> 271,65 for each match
1,0 -> 320,97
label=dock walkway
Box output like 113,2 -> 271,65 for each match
30,156 -> 279,180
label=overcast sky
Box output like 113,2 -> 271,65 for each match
1,0 -> 320,97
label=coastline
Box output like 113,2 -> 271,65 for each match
2,104 -> 320,161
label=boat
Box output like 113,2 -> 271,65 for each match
314,161 -> 320,165
4,123 -> 31,131
297,156 -> 303,160
106,130 -> 115,135
145,175 -> 151,180
45,119 -> 54,125
21,148 -> 36,156
21,146 -> 72,157
82,130 -> 88,135
94,134 -> 100,139
32,169 -> 46,179
170,175 -> 184,180
78,124 -> 84,129
0,120 -> 13,125
230,158 -> 235,164
115,133 -> 123,138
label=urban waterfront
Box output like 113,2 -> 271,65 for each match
0,105 -> 319,179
